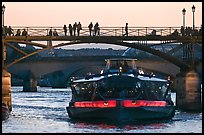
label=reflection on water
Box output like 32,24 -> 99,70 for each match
2,86 -> 202,133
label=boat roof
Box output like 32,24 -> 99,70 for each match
72,74 -> 167,83
105,58 -> 137,61
72,76 -> 104,83
137,75 -> 167,82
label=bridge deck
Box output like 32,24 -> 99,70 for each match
3,35 -> 202,44
2,26 -> 202,43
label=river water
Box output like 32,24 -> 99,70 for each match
2,86 -> 202,133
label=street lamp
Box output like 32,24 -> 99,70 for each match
2,4 -> 6,69
192,5 -> 195,30
2,4 -> 6,27
182,8 -> 186,28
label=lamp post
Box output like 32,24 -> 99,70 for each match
2,5 -> 6,69
182,8 -> 186,28
2,4 -> 6,27
192,5 -> 195,30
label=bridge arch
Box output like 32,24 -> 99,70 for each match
5,40 -> 190,71
53,40 -> 190,71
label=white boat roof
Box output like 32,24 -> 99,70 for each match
137,75 -> 167,82
73,76 -> 104,83
105,58 -> 137,61
72,74 -> 167,83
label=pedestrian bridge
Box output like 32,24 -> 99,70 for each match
3,26 -> 202,72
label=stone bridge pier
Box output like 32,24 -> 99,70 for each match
2,70 -> 12,111
23,72 -> 37,92
48,71 -> 69,88
175,70 -> 202,112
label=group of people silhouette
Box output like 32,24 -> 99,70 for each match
62,22 -> 100,36
180,25 -> 202,36
63,22 -> 82,36
48,29 -> 58,36
2,23 -> 202,37
88,22 -> 100,36
2,26 -> 28,36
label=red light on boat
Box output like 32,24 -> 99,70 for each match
104,101 -> 108,106
74,100 -> 117,108
121,100 -> 167,107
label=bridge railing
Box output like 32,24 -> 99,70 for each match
3,26 -> 201,37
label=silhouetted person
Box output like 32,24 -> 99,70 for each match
94,22 -> 99,36
171,29 -> 179,37
63,25 -> 67,36
198,25 -> 202,36
7,26 -> 13,36
151,30 -> 156,36
15,29 -> 21,36
123,23 -> 128,36
184,26 -> 192,36
77,22 -> 82,36
53,29 -> 58,36
73,22 -> 77,36
69,24 -> 73,36
181,26 -> 185,36
48,29 -> 52,36
22,29 -> 28,36
88,22 -> 93,36
98,25 -> 100,36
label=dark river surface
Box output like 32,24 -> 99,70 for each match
2,86 -> 202,133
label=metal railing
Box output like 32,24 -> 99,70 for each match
2,26 -> 202,37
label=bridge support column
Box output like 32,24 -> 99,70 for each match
49,71 -> 68,88
2,69 -> 12,111
23,74 -> 37,92
175,70 -> 202,112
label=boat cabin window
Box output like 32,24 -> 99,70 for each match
71,79 -> 169,101
105,59 -> 137,73
97,80 -> 169,100
137,81 -> 168,100
71,82 -> 97,101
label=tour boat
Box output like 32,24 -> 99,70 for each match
66,58 -> 175,121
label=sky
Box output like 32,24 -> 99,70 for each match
2,2 -> 202,49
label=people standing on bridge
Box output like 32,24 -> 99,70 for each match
22,29 -> 28,36
171,29 -> 179,37
181,26 -> 185,36
151,29 -> 156,36
53,29 -> 58,36
63,25 -> 67,36
7,26 -> 13,36
69,24 -> 73,36
77,22 -> 82,36
48,29 -> 52,36
94,22 -> 99,36
88,22 -> 93,36
123,23 -> 128,36
73,22 -> 77,36
186,27 -> 192,36
15,29 -> 21,36
198,25 -> 202,36
97,23 -> 100,36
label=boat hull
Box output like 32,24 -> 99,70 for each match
66,106 -> 175,121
